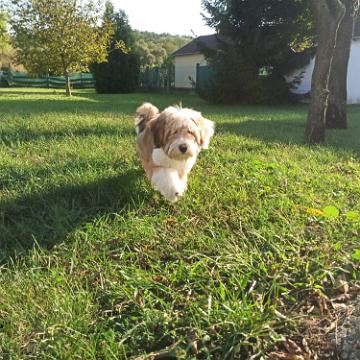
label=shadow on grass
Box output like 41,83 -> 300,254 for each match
0,169 -> 148,262
0,90 -> 136,116
219,117 -> 360,156
0,89 -> 209,116
0,124 -> 134,144
219,118 -> 305,144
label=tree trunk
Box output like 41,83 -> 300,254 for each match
305,0 -> 348,144
326,6 -> 354,129
65,70 -> 72,97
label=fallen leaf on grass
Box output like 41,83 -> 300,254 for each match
187,328 -> 199,355
268,337 -> 310,360
306,208 -> 324,217
335,274 -> 349,294
134,289 -> 144,308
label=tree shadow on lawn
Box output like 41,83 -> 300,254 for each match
0,95 -> 120,116
0,90 -> 131,115
219,118 -> 304,143
0,89 -> 211,116
0,169 -> 149,262
0,123 -> 134,145
218,115 -> 360,157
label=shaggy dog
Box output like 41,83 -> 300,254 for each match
135,103 -> 215,202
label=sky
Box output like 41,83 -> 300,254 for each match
112,0 -> 213,36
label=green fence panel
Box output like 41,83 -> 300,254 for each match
196,65 -> 214,89
1,71 -> 95,89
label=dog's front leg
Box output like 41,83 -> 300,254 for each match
151,168 -> 187,202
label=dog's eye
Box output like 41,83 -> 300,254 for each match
187,130 -> 199,142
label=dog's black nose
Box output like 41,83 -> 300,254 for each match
179,144 -> 188,154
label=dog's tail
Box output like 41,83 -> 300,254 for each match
135,103 -> 159,134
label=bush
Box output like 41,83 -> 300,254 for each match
92,52 -> 140,93
197,46 -> 298,105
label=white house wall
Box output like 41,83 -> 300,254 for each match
286,57 -> 315,95
174,54 -> 207,88
347,40 -> 360,104
289,39 -> 360,104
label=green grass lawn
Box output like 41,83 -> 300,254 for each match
0,88 -> 359,359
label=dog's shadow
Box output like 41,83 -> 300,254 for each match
0,169 -> 148,262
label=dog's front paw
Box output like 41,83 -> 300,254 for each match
164,191 -> 180,203
156,179 -> 186,203
151,168 -> 187,203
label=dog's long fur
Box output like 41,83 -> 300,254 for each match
135,102 -> 215,202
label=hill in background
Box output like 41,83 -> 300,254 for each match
134,30 -> 192,67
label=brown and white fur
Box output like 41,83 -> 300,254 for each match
135,102 -> 215,202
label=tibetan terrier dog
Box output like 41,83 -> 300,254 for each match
135,103 -> 215,202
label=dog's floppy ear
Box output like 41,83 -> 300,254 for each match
199,117 -> 215,149
150,112 -> 167,148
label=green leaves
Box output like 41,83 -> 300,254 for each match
351,250 -> 360,262
322,205 -> 340,218
345,211 -> 360,221
306,206 -> 360,221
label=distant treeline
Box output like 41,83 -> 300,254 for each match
133,31 -> 191,67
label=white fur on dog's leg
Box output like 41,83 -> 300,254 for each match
151,168 -> 187,202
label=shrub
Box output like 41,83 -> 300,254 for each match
197,45 -> 298,105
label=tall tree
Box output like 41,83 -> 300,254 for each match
0,11 -> 11,57
325,4 -> 356,129
305,0 -> 358,143
91,2 -> 140,93
9,0 -> 112,96
201,0 -> 313,104
0,10 -> 19,72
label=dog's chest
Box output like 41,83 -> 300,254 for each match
152,148 -> 196,174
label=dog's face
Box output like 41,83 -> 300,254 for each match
151,107 -> 214,161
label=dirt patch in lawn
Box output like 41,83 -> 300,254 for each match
268,283 -> 360,360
